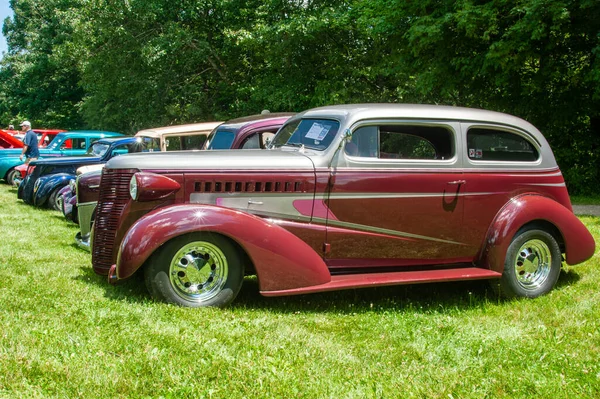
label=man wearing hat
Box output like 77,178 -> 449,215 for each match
19,121 -> 40,163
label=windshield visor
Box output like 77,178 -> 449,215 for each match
271,119 -> 339,151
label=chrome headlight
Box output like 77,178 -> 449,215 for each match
129,174 -> 138,200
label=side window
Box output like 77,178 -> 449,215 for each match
166,136 -> 182,151
346,125 -> 454,160
467,128 -> 538,162
111,144 -> 130,157
72,138 -> 87,149
180,134 -> 207,150
261,132 -> 275,148
241,133 -> 261,149
60,139 -> 73,149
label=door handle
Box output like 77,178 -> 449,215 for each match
448,180 -> 466,185
248,199 -> 263,205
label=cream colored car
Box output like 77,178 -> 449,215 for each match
136,121 -> 223,152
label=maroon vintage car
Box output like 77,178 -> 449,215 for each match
75,113 -> 293,250
91,104 -> 595,308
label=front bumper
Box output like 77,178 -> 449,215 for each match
74,201 -> 96,252
75,232 -> 90,251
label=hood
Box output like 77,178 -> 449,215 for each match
105,149 -> 316,171
77,164 -> 105,175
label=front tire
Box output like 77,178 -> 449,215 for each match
6,168 -> 19,186
48,187 -> 63,211
144,233 -> 244,308
498,227 -> 562,298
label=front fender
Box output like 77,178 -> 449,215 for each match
34,173 -> 74,207
480,195 -> 596,272
117,204 -> 331,292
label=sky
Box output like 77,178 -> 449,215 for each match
0,0 -> 13,58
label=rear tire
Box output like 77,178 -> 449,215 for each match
144,233 -> 244,308
498,227 -> 562,298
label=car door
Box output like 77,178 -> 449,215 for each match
324,121 -> 470,271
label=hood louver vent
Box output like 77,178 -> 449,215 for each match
194,180 -> 305,193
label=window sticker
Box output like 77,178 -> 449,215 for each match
469,148 -> 483,159
305,123 -> 331,141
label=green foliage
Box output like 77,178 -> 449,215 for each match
1,0 -> 600,192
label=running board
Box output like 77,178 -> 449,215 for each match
261,267 -> 501,297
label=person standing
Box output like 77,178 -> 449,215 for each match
19,121 -> 40,163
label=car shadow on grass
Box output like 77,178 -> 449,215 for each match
231,267 -> 582,313
74,264 -> 582,313
75,265 -> 150,303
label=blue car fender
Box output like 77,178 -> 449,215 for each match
0,157 -> 23,181
33,173 -> 75,207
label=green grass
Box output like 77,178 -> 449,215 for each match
1,184 -> 599,398
570,195 -> 600,205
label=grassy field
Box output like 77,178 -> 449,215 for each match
0,183 -> 599,399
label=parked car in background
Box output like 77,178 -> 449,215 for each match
58,164 -> 104,223
0,130 -> 24,149
75,114 -> 293,250
33,129 -> 66,147
1,129 -> 65,147
90,104 -> 595,308
0,130 -> 122,185
18,136 -> 157,210
136,122 -> 223,151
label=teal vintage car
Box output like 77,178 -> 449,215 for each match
1,130 -> 122,184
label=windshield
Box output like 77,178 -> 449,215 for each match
137,136 -> 161,151
270,119 -> 340,151
86,142 -> 110,157
203,129 -> 236,150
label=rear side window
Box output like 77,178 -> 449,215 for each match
346,125 -> 454,160
166,134 -> 207,151
467,128 -> 538,162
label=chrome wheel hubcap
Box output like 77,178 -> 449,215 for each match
514,239 -> 552,290
169,241 -> 228,303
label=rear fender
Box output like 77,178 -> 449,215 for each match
480,195 -> 595,272
117,204 -> 331,292
34,173 -> 75,207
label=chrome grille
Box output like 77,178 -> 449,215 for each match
92,168 -> 137,275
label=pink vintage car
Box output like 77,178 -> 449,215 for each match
91,104 -> 595,307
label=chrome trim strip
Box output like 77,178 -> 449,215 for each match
522,183 -> 566,187
314,217 -> 466,245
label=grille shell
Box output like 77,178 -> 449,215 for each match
92,168 -> 137,275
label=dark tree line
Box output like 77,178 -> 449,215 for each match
1,0 -> 599,193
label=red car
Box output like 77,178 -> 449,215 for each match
2,129 -> 65,148
91,104 -> 595,308
0,130 -> 23,149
